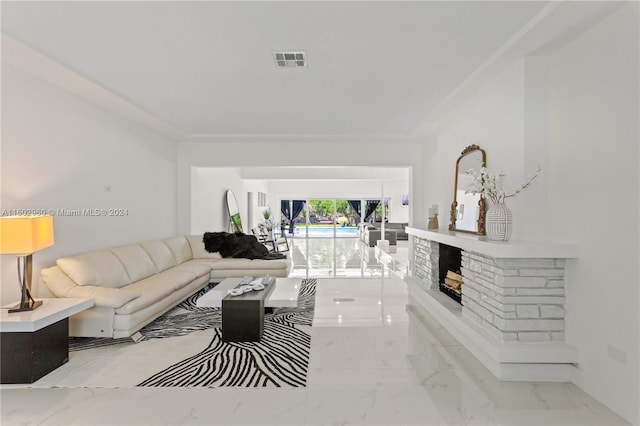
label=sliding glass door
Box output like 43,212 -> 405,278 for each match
336,199 -> 359,237
281,198 -> 369,239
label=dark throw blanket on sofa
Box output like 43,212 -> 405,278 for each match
203,232 -> 285,260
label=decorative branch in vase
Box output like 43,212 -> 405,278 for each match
465,166 -> 541,241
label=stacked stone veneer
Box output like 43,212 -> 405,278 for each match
413,237 -> 567,343
461,252 -> 566,342
413,238 -> 439,291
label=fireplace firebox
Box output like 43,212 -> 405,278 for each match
438,243 -> 462,304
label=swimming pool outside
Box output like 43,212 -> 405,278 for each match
287,226 -> 358,238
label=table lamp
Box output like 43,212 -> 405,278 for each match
0,215 -> 54,313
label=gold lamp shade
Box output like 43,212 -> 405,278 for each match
0,215 -> 54,255
0,215 -> 54,313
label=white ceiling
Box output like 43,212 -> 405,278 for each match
1,1 -> 555,137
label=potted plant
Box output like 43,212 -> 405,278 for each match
260,207 -> 277,240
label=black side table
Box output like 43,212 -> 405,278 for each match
1,298 -> 93,384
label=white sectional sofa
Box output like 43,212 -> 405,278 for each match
357,223 -> 398,247
364,227 -> 397,247
40,235 -> 291,338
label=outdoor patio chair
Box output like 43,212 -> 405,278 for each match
271,229 -> 290,253
251,227 -> 271,249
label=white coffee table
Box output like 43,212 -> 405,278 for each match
196,277 -> 300,308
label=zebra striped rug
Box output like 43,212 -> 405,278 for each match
138,278 -> 316,388
68,279 -> 316,388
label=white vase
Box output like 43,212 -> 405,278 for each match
485,202 -> 512,241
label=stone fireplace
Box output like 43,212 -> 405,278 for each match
407,227 -> 579,381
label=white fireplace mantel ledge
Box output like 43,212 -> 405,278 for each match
406,227 -> 578,259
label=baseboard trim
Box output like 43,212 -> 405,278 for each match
571,366 -> 638,425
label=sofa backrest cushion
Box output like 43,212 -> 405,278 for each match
56,250 -> 131,288
186,235 -> 223,259
41,266 -> 140,308
109,244 -> 157,283
139,240 -> 177,272
163,236 -> 192,264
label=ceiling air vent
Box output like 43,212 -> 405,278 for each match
274,51 -> 306,68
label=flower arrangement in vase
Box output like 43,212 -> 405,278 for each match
465,166 -> 540,241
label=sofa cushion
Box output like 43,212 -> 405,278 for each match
57,250 -> 130,288
212,257 -> 290,270
186,235 -> 223,259
163,236 -> 192,264
177,259 -> 216,278
385,223 -> 403,230
109,244 -> 157,283
139,240 -> 177,272
70,286 -> 140,309
189,258 -> 219,270
153,268 -> 202,291
41,266 -> 140,308
115,270 -> 194,314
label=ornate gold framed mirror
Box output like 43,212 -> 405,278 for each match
449,145 -> 486,235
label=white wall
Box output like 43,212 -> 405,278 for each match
434,59 -> 528,237
189,168 -> 411,234
190,171 -> 413,233
382,179 -> 411,224
1,63 -> 179,304
191,167 -> 246,234
178,140 -> 424,234
420,135 -> 439,229
427,4 -> 639,423
267,177 -> 410,223
245,179 -> 269,230
545,3 -> 639,423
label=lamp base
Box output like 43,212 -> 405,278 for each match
8,299 -> 43,314
7,254 -> 43,314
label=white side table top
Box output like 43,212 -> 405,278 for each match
0,298 -> 93,333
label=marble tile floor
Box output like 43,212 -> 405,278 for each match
1,273 -> 628,425
288,237 -> 409,279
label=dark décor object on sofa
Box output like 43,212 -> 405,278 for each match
203,232 -> 285,260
